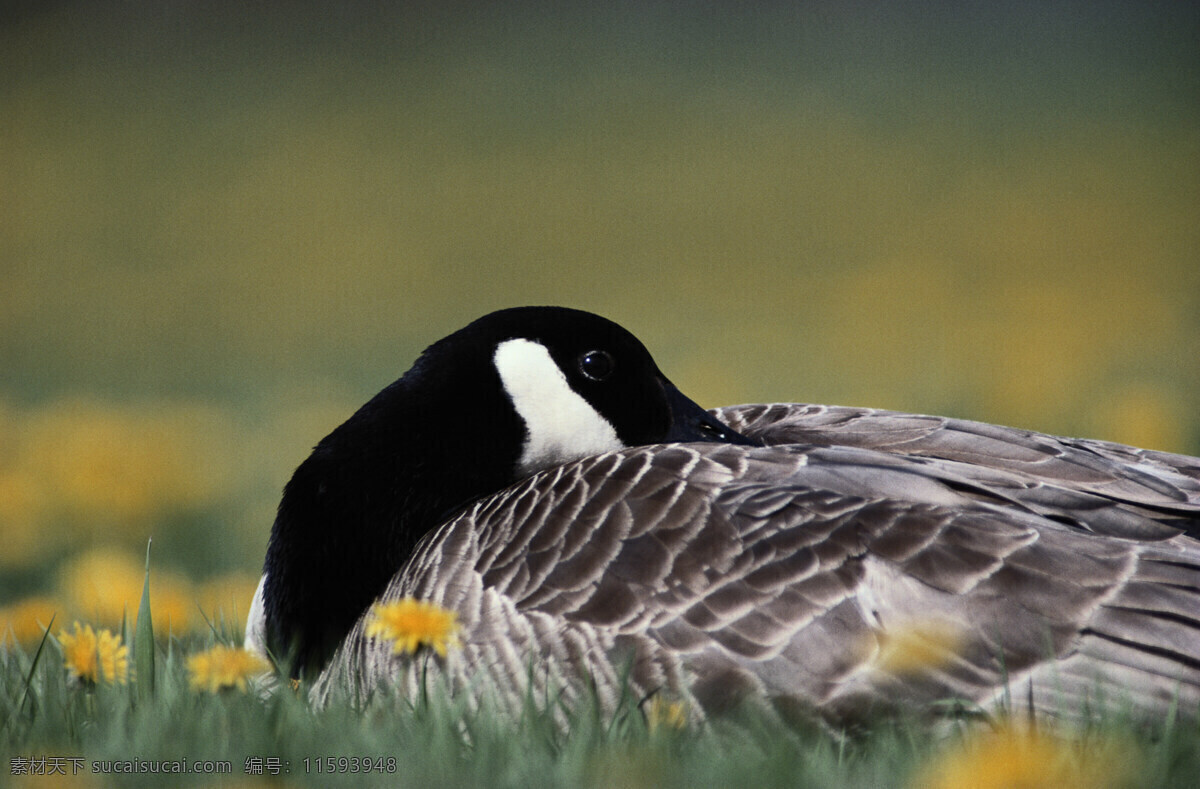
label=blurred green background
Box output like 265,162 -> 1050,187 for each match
2,2 -> 1197,637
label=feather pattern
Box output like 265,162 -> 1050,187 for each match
315,404 -> 1200,724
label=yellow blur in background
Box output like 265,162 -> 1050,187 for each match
1,2 -> 1197,630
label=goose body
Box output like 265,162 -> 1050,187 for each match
249,307 -> 1200,725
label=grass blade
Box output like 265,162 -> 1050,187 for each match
135,539 -> 155,699
4,613 -> 56,731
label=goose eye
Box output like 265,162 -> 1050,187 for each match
578,350 -> 615,381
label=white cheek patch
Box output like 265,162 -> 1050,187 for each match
493,338 -> 625,476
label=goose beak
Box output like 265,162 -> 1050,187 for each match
662,381 -> 760,446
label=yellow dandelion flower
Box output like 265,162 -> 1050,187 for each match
22,398 -> 235,535
0,470 -> 54,567
146,571 -> 197,634
871,619 -> 964,676
58,622 -> 128,685
0,596 -> 59,646
365,598 -> 461,657
645,695 -> 688,732
187,645 -> 271,693
58,549 -> 144,626
58,549 -> 196,633
914,722 -> 1134,789
1090,384 -> 1187,453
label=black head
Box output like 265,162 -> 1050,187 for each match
451,306 -> 756,473
259,306 -> 755,676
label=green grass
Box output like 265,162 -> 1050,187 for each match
0,634 -> 892,788
3,603 -> 1200,789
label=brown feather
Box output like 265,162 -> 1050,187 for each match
314,404 -> 1200,726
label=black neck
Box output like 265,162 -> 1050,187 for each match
262,371 -> 522,678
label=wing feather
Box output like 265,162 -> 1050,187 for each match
717,403 -> 1200,533
315,416 -> 1200,724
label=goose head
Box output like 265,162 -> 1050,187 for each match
259,306 -> 755,676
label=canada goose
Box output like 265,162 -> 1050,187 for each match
247,306 -> 1200,726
